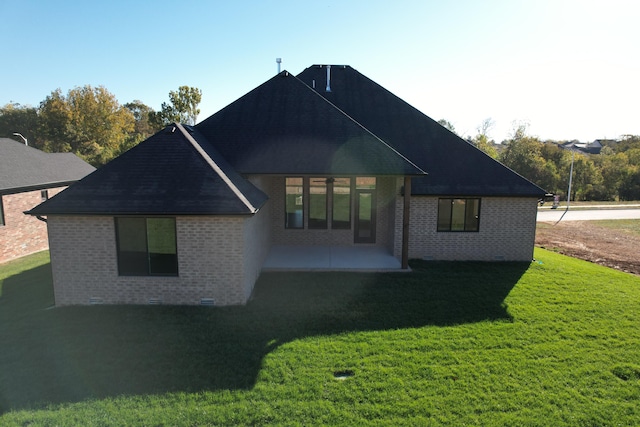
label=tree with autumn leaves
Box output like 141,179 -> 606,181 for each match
499,127 -> 640,201
0,85 -> 202,166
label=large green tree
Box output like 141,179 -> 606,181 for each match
570,154 -> 603,201
499,130 -> 570,195
153,86 -> 203,126
119,100 -> 160,156
471,118 -> 498,159
0,103 -> 41,148
500,134 -> 546,183
437,118 -> 456,134
39,86 -> 135,165
593,151 -> 632,200
38,89 -> 73,153
471,133 -> 498,159
124,100 -> 158,139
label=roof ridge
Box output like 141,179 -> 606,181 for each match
174,123 -> 258,213
291,72 -> 427,176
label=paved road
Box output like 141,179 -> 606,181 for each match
537,208 -> 640,222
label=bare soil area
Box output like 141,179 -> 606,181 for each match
535,221 -> 640,276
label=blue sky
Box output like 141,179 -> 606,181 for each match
2,0 -> 638,142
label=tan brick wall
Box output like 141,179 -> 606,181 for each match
0,187 -> 65,264
394,196 -> 538,262
47,215 -> 256,306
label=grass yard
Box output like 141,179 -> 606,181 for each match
1,249 -> 640,425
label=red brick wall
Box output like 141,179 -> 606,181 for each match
0,187 -> 65,264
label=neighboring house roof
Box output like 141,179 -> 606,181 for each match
27,123 -> 268,216
296,65 -> 546,197
563,140 -> 602,155
0,138 -> 95,195
196,71 -> 425,176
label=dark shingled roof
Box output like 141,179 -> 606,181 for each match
195,71 -> 425,176
28,64 -> 545,217
297,65 -> 546,197
27,124 -> 268,216
0,138 -> 95,194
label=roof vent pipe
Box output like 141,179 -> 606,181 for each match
326,65 -> 331,92
276,58 -> 282,74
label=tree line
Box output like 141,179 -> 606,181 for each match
457,120 -> 640,202
3,87 -> 639,201
498,133 -> 640,201
0,85 -> 202,166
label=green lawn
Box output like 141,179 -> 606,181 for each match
1,250 -> 640,426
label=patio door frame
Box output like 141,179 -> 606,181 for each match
354,189 -> 376,244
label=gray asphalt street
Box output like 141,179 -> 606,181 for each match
537,208 -> 640,222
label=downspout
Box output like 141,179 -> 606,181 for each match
402,177 -> 411,269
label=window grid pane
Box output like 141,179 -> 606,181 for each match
465,199 -> 480,231
147,218 -> 178,275
309,178 -> 327,229
285,177 -> 303,229
116,218 -> 148,276
437,199 -> 452,231
450,199 -> 466,231
332,178 -> 351,229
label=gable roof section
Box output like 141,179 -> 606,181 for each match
0,138 -> 95,195
196,71 -> 425,176
297,65 -> 546,197
27,124 -> 268,216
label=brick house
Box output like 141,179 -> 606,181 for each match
28,65 -> 546,306
0,138 -> 95,264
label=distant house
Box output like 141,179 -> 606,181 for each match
562,140 -> 603,155
0,138 -> 95,263
28,65 -> 546,306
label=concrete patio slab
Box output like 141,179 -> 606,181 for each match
262,245 -> 404,271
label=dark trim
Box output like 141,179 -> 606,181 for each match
25,211 -> 259,217
412,192 -> 545,198
0,196 -> 5,226
0,181 -> 78,196
402,177 -> 411,269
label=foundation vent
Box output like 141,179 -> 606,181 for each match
148,298 -> 163,305
89,297 -> 104,305
200,298 -> 215,306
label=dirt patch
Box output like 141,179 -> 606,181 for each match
535,221 -> 640,276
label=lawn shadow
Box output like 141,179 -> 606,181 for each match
0,259 -> 528,413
